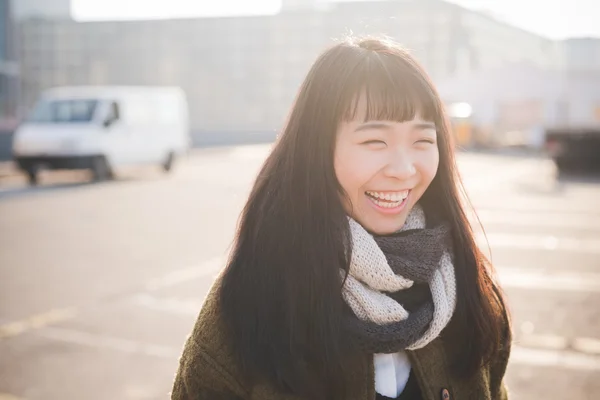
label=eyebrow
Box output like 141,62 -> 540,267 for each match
354,121 -> 437,132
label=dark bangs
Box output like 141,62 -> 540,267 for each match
340,50 -> 441,125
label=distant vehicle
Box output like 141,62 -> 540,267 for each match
12,86 -> 191,185
543,78 -> 600,172
545,126 -> 600,172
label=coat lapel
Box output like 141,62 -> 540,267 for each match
349,338 -> 456,400
249,352 -> 376,400
407,336 -> 454,400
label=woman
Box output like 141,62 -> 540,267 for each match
172,36 -> 512,400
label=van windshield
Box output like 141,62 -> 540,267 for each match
27,99 -> 98,123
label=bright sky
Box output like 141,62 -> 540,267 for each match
71,0 -> 600,39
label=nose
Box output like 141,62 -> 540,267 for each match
382,151 -> 416,180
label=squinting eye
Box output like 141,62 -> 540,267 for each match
362,140 -> 386,146
416,139 -> 436,145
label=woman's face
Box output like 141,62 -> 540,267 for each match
334,99 -> 440,235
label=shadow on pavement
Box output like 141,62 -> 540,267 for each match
0,169 -> 173,201
0,182 -> 96,201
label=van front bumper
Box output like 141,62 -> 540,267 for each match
14,155 -> 96,171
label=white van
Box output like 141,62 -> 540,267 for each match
12,86 -> 191,185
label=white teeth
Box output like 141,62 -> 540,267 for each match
371,198 -> 400,208
366,190 -> 410,201
366,190 -> 411,209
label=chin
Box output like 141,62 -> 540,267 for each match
363,217 -> 407,236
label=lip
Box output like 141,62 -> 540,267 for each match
365,190 -> 412,195
366,190 -> 410,215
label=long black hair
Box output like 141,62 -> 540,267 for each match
219,36 -> 510,399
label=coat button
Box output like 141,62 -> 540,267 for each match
441,388 -> 450,400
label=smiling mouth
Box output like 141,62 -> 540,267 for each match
365,190 -> 410,209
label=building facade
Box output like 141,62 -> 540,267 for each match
436,64 -> 600,148
11,0 -> 71,20
0,0 -> 18,126
15,0 -> 558,132
562,37 -> 600,71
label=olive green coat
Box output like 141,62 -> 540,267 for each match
171,279 -> 511,400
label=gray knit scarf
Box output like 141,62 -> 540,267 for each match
341,205 -> 457,354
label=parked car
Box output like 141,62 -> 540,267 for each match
545,126 -> 600,172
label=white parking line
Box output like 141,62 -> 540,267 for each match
475,209 -> 600,230
573,337 -> 600,355
131,293 -> 202,315
479,233 -> 600,254
37,326 -> 179,359
144,257 -> 223,291
498,268 -> 600,293
511,346 -> 600,371
0,307 -> 78,340
460,158 -> 541,191
228,144 -> 273,160
517,334 -> 600,355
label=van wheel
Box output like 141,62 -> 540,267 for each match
91,156 -> 113,182
26,168 -> 39,186
162,151 -> 176,173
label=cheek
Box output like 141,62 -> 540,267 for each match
417,149 -> 440,186
334,151 -> 359,197
334,145 -> 377,197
